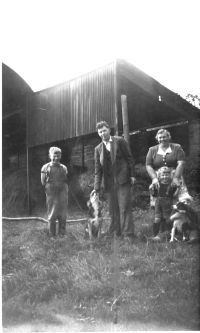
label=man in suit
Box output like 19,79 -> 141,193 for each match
94,121 -> 136,240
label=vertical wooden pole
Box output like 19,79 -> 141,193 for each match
114,59 -> 118,135
112,59 -> 119,324
121,95 -> 130,146
26,93 -> 31,215
81,137 -> 85,169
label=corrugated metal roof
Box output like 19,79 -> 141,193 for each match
28,62 -> 116,147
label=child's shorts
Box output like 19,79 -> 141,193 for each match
154,197 -> 173,221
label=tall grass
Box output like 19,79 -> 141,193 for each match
2,207 -> 200,330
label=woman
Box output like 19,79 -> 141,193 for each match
146,128 -> 186,238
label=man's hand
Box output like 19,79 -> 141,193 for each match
91,189 -> 100,197
130,177 -> 136,185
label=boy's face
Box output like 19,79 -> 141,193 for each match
97,126 -> 111,142
50,151 -> 61,164
159,171 -> 171,184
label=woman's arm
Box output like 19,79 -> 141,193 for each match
171,144 -> 186,185
146,165 -> 160,188
172,160 -> 185,186
174,160 -> 185,178
146,165 -> 158,181
146,147 -> 160,187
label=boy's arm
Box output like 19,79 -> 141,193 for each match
41,171 -> 46,186
41,165 -> 47,186
62,164 -> 68,182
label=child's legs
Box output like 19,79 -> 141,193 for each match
57,188 -> 68,235
153,199 -> 162,236
46,186 -> 57,236
48,219 -> 57,236
58,218 -> 66,235
161,198 -> 173,231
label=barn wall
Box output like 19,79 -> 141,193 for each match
4,120 -> 200,214
117,75 -> 190,135
6,121 -> 199,172
28,63 -> 116,148
188,119 -> 200,162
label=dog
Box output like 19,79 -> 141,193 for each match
85,190 -> 103,240
169,195 -> 199,242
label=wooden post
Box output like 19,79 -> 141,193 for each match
26,93 -> 31,215
81,137 -> 85,169
112,59 -> 120,324
121,95 -> 130,146
114,59 -> 118,135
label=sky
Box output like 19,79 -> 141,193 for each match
1,0 -> 200,97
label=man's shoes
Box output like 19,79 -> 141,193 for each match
102,231 -> 114,239
151,235 -> 161,241
124,234 -> 136,244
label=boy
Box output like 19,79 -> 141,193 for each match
41,147 -> 68,237
149,166 -> 178,240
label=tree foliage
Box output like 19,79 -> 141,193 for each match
185,94 -> 200,109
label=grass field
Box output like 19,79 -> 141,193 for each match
2,207 -> 200,331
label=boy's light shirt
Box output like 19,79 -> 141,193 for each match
103,136 -> 112,152
157,146 -> 172,156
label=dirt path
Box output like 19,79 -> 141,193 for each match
3,314 -> 187,332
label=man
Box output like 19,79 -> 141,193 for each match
94,121 -> 136,240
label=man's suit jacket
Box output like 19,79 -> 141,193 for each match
94,136 -> 135,192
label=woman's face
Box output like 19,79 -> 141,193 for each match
157,132 -> 170,146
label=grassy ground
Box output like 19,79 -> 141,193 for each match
2,208 -> 200,331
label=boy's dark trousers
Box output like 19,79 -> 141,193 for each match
153,197 -> 173,236
49,219 -> 66,236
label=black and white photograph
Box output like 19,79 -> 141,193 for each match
2,0 -> 200,331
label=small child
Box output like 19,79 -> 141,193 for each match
41,147 -> 68,237
149,166 -> 178,240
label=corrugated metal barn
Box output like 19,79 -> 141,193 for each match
27,59 -> 200,149
2,63 -> 32,169
3,60 -> 200,213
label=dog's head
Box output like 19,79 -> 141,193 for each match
173,194 -> 193,212
174,201 -> 188,211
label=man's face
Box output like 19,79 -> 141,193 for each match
97,126 -> 111,141
50,152 -> 61,164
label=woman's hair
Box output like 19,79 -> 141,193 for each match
155,128 -> 171,141
96,121 -> 110,131
49,146 -> 62,155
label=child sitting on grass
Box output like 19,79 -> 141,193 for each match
149,166 -> 178,240
41,147 -> 68,237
